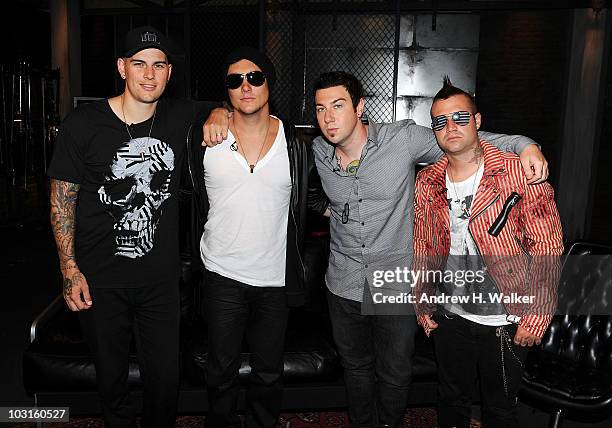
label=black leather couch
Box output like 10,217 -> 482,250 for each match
520,242 -> 612,428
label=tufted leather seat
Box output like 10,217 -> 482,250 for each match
520,241 -> 612,427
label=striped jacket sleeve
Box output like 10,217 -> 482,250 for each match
518,181 -> 564,338
413,170 -> 436,336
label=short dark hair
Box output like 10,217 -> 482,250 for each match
432,76 -> 477,113
313,71 -> 364,109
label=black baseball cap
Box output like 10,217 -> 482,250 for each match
122,26 -> 172,61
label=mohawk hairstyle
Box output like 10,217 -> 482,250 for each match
432,76 -> 477,113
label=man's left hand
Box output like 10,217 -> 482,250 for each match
514,325 -> 541,347
202,107 -> 231,147
519,144 -> 549,184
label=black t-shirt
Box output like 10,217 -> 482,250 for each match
48,98 -> 212,288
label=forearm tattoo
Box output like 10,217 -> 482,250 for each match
50,179 -> 80,273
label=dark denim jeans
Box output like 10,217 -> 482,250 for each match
432,312 -> 529,428
202,270 -> 289,428
79,280 -> 180,428
326,290 -> 417,428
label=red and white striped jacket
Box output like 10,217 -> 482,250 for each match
413,140 -> 564,338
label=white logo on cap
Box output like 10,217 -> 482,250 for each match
141,32 -> 159,44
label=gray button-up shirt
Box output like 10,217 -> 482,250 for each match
312,119 -> 534,302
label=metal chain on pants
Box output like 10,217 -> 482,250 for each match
496,326 -> 524,398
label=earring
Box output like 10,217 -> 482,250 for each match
121,75 -> 125,79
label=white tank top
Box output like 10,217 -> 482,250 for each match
200,119 -> 291,287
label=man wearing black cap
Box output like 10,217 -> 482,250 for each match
188,47 -> 326,428
48,26 -> 227,427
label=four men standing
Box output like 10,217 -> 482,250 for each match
49,25 -> 562,428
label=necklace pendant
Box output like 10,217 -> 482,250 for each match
250,164 -> 255,173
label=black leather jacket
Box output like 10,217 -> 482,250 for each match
186,121 -> 327,306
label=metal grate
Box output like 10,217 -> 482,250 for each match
301,14 -> 396,124
189,1 -> 398,125
263,10 -> 396,125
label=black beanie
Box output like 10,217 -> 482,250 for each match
223,46 -> 276,90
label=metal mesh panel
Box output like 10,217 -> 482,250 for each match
300,14 -> 395,125
189,1 -> 397,125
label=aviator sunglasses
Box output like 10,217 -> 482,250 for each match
225,71 -> 266,89
431,111 -> 473,131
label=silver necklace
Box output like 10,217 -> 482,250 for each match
233,117 -> 271,174
447,158 -> 482,217
121,95 -> 157,147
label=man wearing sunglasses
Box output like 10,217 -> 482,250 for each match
308,71 -> 550,428
188,47 -> 326,428
413,78 -> 563,427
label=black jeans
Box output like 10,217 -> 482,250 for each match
79,280 -> 180,428
203,270 -> 289,428
432,312 -> 529,428
326,290 -> 417,428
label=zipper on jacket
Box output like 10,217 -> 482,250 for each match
514,235 -> 531,259
467,193 -> 499,268
466,194 -> 508,315
466,225 -> 508,315
470,194 -> 500,222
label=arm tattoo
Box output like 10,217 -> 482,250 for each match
63,276 -> 73,297
62,271 -> 84,297
50,179 -> 80,273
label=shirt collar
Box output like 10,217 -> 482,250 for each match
365,122 -> 382,147
423,140 -> 507,187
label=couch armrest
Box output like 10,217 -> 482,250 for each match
30,294 -> 64,343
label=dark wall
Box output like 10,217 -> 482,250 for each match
589,16 -> 612,242
81,15 -> 116,98
476,10 -> 571,190
189,7 -> 259,103
2,2 -> 51,68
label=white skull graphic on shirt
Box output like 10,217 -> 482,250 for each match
98,137 -> 174,258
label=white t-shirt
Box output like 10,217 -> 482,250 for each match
200,118 -> 291,287
444,163 -> 509,326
